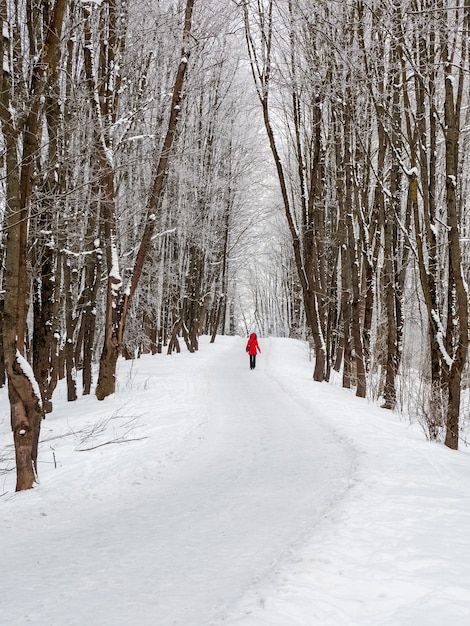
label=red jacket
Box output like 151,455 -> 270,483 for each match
246,333 -> 261,356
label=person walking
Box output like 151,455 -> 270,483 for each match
246,333 -> 261,370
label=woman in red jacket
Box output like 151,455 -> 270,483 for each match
246,333 -> 261,370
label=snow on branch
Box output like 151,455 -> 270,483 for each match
151,227 -> 177,242
61,247 -> 102,258
15,350 -> 43,410
109,236 -> 122,292
404,166 -> 419,177
431,309 -> 454,369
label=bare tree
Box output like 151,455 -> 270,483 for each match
0,0 -> 68,490
440,4 -> 469,448
95,0 -> 197,399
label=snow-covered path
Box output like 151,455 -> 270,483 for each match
3,336 -> 470,625
0,338 -> 352,625
144,339 -> 352,624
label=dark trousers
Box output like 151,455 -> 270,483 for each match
249,354 -> 256,369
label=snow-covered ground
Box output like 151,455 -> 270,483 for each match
1,336 -> 470,625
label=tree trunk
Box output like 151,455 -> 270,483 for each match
96,0 -> 197,399
0,300 -> 5,387
0,0 -> 67,490
442,36 -> 468,449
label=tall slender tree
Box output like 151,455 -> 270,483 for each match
0,0 -> 68,490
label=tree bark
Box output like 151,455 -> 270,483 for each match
442,30 -> 468,449
0,0 -> 67,490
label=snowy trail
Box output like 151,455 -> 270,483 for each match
3,336 -> 470,625
0,338 -> 353,626
146,339 -> 352,624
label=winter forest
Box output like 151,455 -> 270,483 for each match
0,0 -> 469,492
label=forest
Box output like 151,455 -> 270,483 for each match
0,0 -> 469,491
